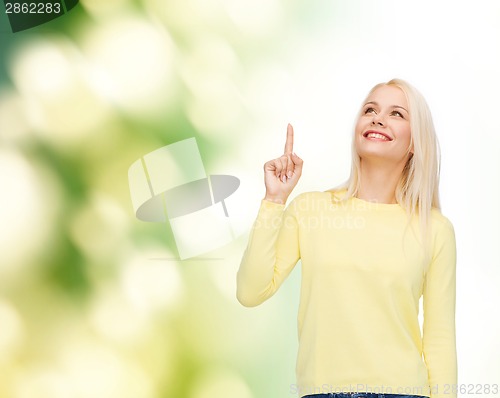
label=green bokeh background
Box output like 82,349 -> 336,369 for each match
1,1 -> 500,398
0,1 -> 305,397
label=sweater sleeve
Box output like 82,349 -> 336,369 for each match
422,217 -> 458,398
236,196 -> 301,307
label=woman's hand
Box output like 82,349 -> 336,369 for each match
263,124 -> 303,204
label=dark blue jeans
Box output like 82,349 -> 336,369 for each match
303,394 -> 429,398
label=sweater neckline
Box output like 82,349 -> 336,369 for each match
328,189 -> 403,211
351,195 -> 403,210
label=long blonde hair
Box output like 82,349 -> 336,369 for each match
333,78 -> 441,259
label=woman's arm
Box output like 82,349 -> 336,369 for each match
237,124 -> 303,307
422,217 -> 458,398
236,196 -> 301,307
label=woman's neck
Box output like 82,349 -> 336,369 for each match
356,159 -> 406,204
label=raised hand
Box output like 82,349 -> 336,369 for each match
263,124 -> 304,204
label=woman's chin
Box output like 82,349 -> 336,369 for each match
357,150 -> 409,165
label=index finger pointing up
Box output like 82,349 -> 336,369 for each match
284,123 -> 294,155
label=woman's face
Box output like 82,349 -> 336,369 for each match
354,84 -> 412,165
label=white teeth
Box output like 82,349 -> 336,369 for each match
366,132 -> 390,141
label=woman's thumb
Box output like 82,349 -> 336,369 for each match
291,152 -> 303,166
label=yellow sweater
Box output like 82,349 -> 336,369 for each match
237,189 -> 457,398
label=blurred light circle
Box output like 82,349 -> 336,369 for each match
9,38 -> 111,148
0,301 -> 25,363
222,0 -> 283,37
12,367 -> 73,398
80,0 -> 130,17
88,285 -> 151,344
180,36 -> 239,80
185,82 -> 242,134
69,192 -> 130,263
121,249 -> 184,314
0,89 -> 31,144
179,35 -> 242,135
83,15 -> 175,117
61,344 -> 154,398
0,149 -> 60,283
10,39 -> 72,99
144,0 -> 224,34
189,367 -> 254,398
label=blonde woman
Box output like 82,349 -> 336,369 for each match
237,79 -> 457,398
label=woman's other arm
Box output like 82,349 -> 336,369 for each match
422,217 -> 458,398
236,124 -> 303,307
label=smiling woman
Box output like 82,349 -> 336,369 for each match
346,79 -> 441,261
237,79 -> 456,398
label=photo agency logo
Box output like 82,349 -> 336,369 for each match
128,138 -> 244,260
3,0 -> 79,33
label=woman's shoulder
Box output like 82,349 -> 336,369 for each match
430,207 -> 455,235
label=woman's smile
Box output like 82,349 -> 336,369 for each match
363,130 -> 393,141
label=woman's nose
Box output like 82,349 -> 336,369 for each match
371,113 -> 385,126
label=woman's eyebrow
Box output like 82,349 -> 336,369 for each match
364,101 -> 408,113
393,105 -> 409,113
